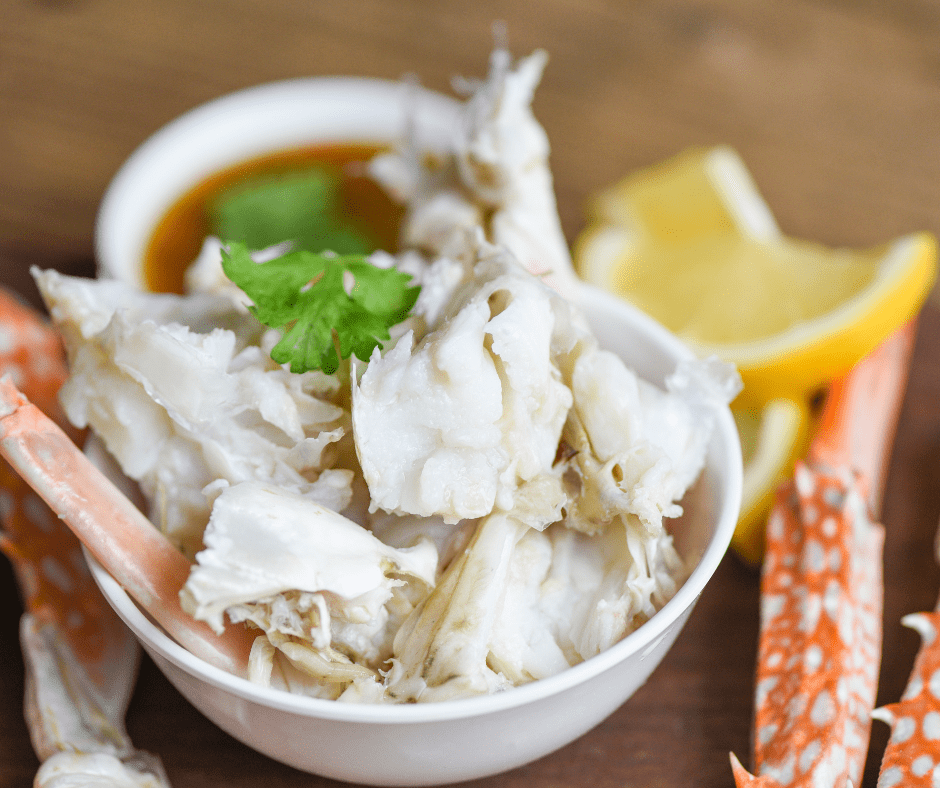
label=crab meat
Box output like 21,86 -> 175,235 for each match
352,239 -> 575,526
181,480 -> 437,689
566,351 -> 740,536
369,46 -> 579,298
35,752 -> 167,788
34,268 -> 353,558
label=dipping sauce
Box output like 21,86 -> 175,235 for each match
143,143 -> 403,294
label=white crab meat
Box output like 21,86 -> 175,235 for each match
35,753 -> 167,788
383,500 -> 687,702
181,481 -> 437,688
542,520 -> 685,660
455,47 -> 578,296
566,348 -> 741,536
369,47 -> 578,296
352,242 -> 574,526
35,269 -> 352,557
385,511 -> 527,701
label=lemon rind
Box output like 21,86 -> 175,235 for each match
702,232 -> 937,402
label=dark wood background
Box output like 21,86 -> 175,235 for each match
2,2 -> 940,786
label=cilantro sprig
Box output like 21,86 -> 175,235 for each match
221,242 -> 419,374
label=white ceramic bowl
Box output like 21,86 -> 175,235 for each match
89,77 -> 742,786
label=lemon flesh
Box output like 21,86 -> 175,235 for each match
575,146 -> 938,405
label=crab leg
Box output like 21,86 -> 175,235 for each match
872,604 -> 940,786
0,376 -> 254,677
730,321 -> 915,788
871,467 -> 940,777
0,291 -> 169,783
0,292 -> 131,689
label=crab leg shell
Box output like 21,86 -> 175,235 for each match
0,377 -> 253,677
872,609 -> 940,787
870,328 -> 940,787
731,465 -> 884,788
807,321 -> 916,511
0,292 -> 113,666
731,325 -> 915,788
0,291 -> 154,776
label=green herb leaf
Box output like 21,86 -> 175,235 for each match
221,242 -> 420,374
210,168 -> 376,255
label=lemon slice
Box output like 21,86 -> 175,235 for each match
731,396 -> 812,565
575,146 -> 938,405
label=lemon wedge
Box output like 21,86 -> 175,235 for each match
731,397 -> 813,565
575,146 -> 938,405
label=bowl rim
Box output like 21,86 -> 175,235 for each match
85,280 -> 742,725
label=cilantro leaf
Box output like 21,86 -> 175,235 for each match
221,242 -> 420,374
210,168 -> 376,255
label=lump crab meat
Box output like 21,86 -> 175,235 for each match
369,46 -> 579,296
34,268 -> 353,558
181,481 -> 437,698
352,240 -> 575,526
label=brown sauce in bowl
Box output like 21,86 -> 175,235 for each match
143,143 -> 403,294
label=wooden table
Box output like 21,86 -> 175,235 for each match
2,2 -> 940,786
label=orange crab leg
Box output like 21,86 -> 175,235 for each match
807,320 -> 916,509
731,322 -> 915,788
0,291 -> 131,687
872,607 -> 940,787
0,290 -> 148,763
0,377 -> 253,677
870,327 -> 940,785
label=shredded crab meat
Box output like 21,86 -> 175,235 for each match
34,268 -> 353,559
36,46 -> 741,704
369,46 -> 580,297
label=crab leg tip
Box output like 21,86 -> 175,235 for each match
901,611 -> 938,643
870,705 -> 892,724
729,752 -> 778,788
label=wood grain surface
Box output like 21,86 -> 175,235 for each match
2,2 -> 940,786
